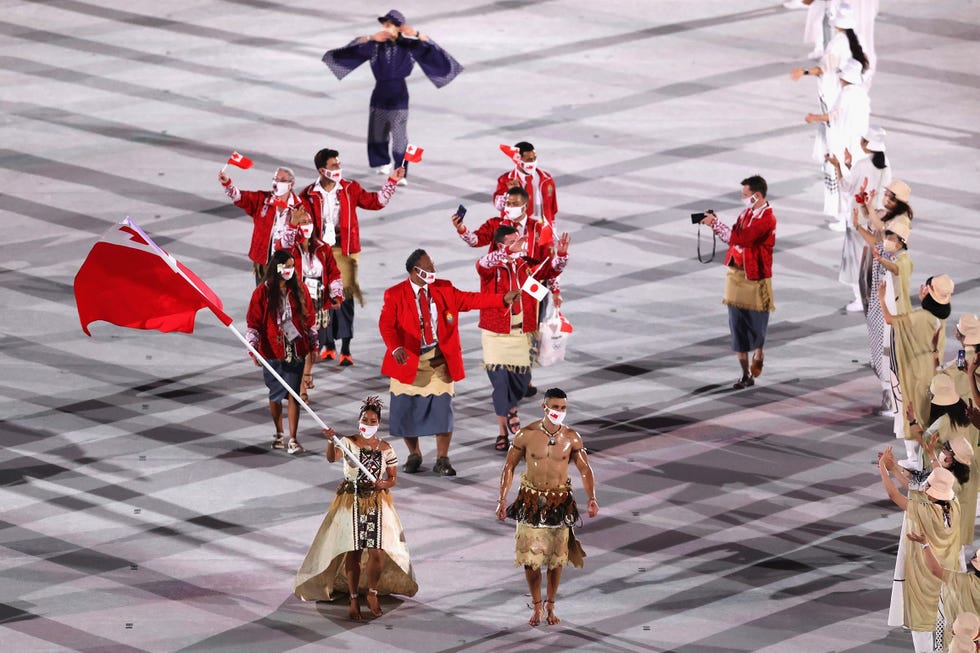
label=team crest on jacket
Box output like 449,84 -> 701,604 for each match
445,312 -> 455,324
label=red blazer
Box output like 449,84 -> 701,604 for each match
231,189 -> 302,265
299,179 -> 393,256
379,278 -> 505,384
725,204 -> 776,281
476,253 -> 562,334
245,281 -> 317,360
493,168 -> 558,224
290,243 -> 344,301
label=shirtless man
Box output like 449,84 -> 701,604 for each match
496,388 -> 599,626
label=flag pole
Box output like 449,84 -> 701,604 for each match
221,163 -> 228,173
223,324 -> 377,482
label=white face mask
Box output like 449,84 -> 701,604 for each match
504,205 -> 525,220
742,194 -> 757,208
273,181 -> 292,196
300,224 -> 314,239
882,237 -> 901,254
545,407 -> 566,425
279,266 -> 295,281
323,168 -> 342,183
414,267 -> 436,284
358,422 -> 379,438
520,161 -> 537,174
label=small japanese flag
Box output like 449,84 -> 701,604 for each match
403,144 -> 424,163
521,275 -> 549,302
499,144 -> 521,163
226,151 -> 254,169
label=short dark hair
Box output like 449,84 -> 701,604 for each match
493,225 -> 519,245
506,186 -> 529,200
740,175 -> 767,198
544,388 -> 567,400
514,141 -> 535,154
405,248 -> 427,273
314,148 -> 339,170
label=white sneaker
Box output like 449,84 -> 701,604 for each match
828,221 -> 847,232
845,299 -> 863,312
286,439 -> 305,455
783,0 -> 806,8
374,163 -> 392,176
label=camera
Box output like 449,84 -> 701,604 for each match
691,211 -> 713,224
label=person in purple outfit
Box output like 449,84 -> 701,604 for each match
321,9 -> 463,183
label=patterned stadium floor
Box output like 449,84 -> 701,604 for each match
2,1 -> 979,651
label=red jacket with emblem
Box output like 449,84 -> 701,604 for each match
493,168 -> 558,224
275,231 -> 344,302
227,187 -> 302,265
379,278 -> 505,384
476,250 -> 564,334
717,204 -> 776,281
460,215 -> 553,262
299,179 -> 395,257
245,281 -> 317,360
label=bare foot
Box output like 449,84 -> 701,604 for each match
545,600 -> 560,625
528,600 -> 542,627
366,590 -> 383,617
348,596 -> 362,621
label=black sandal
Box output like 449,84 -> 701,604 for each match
495,434 -> 509,451
507,409 -> 521,435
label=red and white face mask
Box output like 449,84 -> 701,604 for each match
545,407 -> 566,425
414,267 -> 436,285
300,224 -> 314,239
359,422 -> 379,438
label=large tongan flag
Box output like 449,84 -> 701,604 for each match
74,217 -> 232,336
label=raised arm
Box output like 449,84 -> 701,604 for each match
905,532 -> 945,580
878,450 -> 908,511
700,211 -> 732,244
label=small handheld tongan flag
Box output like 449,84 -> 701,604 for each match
403,144 -> 424,163
499,143 -> 521,163
226,151 -> 254,169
